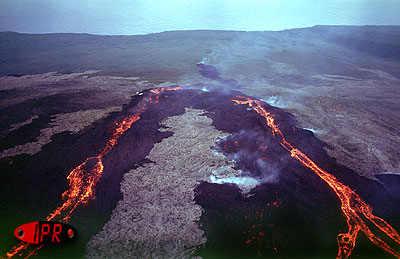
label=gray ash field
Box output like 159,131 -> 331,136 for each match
1,26 -> 400,259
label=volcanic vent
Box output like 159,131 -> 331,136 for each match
3,86 -> 400,259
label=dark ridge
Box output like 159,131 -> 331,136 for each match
1,87 -> 399,258
187,90 -> 400,258
0,115 -> 50,150
329,36 -> 400,60
2,26 -> 400,76
0,89 -> 126,144
196,63 -> 222,81
310,26 -> 400,61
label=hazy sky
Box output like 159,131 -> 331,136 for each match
1,0 -> 399,35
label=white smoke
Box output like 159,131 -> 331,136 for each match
198,57 -> 208,65
209,139 -> 261,194
198,49 -> 223,66
260,95 -> 287,108
209,174 -> 259,194
254,158 -> 280,183
304,127 -> 325,135
201,86 -> 210,92
208,130 -> 285,195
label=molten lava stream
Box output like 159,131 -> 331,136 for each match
231,95 -> 400,259
2,87 -> 182,259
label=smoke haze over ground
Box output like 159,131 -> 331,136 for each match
1,26 -> 400,258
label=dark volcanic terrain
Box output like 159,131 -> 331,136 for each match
1,26 -> 400,258
1,26 -> 399,177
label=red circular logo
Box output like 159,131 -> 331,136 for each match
67,229 -> 74,238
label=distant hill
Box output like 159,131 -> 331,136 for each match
1,26 -> 400,76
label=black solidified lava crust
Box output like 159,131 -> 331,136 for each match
1,88 -> 400,259
189,90 -> 399,259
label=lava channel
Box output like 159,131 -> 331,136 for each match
2,87 -> 182,259
231,95 -> 400,259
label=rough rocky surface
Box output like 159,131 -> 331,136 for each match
86,108 -> 240,258
1,26 -> 400,258
1,27 -> 399,178
0,107 -> 120,158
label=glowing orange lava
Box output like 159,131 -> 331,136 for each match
2,87 -> 182,259
244,209 -> 266,256
232,95 -> 400,259
3,88 -> 398,258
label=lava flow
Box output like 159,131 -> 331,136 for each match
231,95 -> 400,259
3,87 -> 182,259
